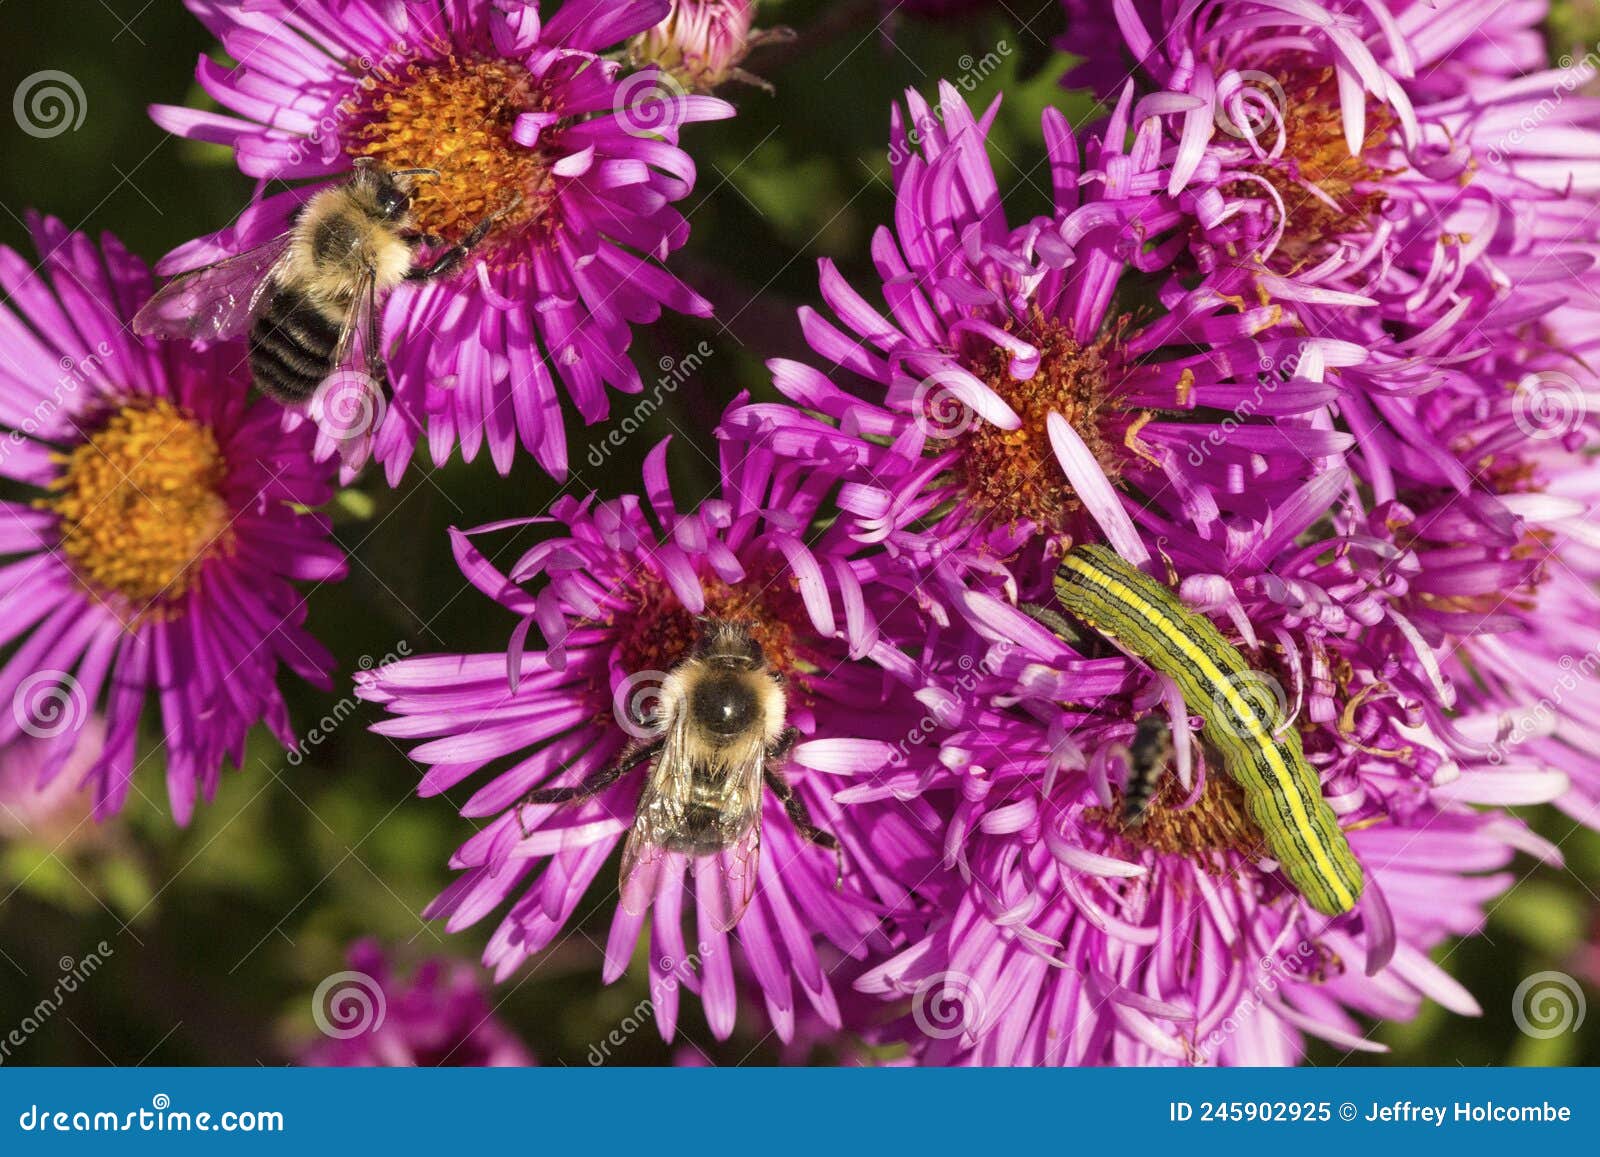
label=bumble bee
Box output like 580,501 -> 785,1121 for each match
132,158 -> 520,404
516,620 -> 842,932
1119,713 -> 1173,824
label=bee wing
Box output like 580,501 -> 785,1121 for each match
618,721 -> 765,932
698,820 -> 760,934
132,235 -> 294,343
618,718 -> 694,919
328,266 -> 385,384
618,832 -> 671,920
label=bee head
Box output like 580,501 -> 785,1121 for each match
693,618 -> 764,671
350,158 -> 439,221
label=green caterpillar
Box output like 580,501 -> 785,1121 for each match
1054,544 -> 1364,916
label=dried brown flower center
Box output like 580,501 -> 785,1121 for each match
1091,768 -> 1267,867
45,399 -> 232,604
957,320 -> 1126,531
1231,64 -> 1396,265
345,56 -> 557,248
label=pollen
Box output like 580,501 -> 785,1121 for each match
44,399 -> 233,606
1232,63 -> 1396,266
957,317 -> 1132,531
344,56 -> 558,250
1092,768 -> 1268,870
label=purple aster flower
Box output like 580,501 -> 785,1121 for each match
302,939 -> 534,1066
847,489 -> 1565,1064
1051,0 -> 1600,508
1049,2 -> 1600,841
0,216 -> 346,823
150,0 -> 734,483
357,433 -> 943,1043
728,83 -> 1360,625
1062,0 -> 1600,326
1370,373 -> 1600,827
863,796 -> 1534,1064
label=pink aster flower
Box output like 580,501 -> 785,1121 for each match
1063,0 -> 1600,331
302,939 -> 534,1066
728,82 -> 1360,626
1052,0 -> 1600,509
356,433 -> 943,1043
850,492 -> 1564,1064
0,217 -> 346,824
863,796 -> 1535,1065
1050,1 -> 1600,843
1375,381 -> 1600,828
150,0 -> 734,483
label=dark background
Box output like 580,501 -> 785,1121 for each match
0,0 -> 1595,1066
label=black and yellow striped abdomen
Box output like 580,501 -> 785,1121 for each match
1054,544 -> 1364,916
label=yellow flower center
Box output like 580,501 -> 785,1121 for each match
957,318 -> 1134,531
45,400 -> 233,605
345,56 -> 558,249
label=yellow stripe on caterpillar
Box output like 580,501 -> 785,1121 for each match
1053,544 -> 1364,916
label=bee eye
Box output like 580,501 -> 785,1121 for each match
377,188 -> 408,217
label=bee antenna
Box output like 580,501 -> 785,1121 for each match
391,167 -> 442,179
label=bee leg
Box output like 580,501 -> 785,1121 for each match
406,195 -> 525,281
763,765 -> 844,888
515,738 -> 661,836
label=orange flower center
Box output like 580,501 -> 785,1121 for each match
1230,63 -> 1396,266
45,399 -> 233,605
956,318 -> 1132,531
615,572 -> 804,682
1090,768 -> 1268,868
345,56 -> 559,249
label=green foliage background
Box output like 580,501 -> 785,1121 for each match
0,0 -> 1595,1066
